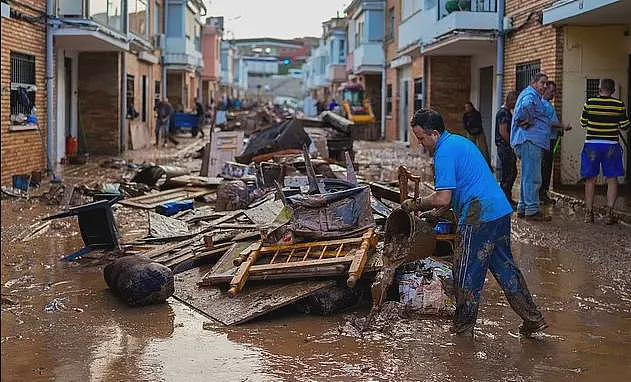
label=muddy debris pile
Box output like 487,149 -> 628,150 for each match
31,113 -> 458,324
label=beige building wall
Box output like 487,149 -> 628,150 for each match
560,25 -> 631,184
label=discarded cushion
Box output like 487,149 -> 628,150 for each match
104,255 -> 174,307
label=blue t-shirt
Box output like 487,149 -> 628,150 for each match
434,132 -> 513,225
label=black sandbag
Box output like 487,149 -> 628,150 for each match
235,119 -> 311,164
104,255 -> 174,307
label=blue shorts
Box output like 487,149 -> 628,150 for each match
580,142 -> 624,179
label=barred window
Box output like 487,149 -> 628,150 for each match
586,78 -> 600,100
10,52 -> 36,118
414,78 -> 423,111
515,61 -> 541,93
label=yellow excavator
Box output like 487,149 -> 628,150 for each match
340,81 -> 376,126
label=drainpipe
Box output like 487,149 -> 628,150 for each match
46,1 -> 57,178
162,0 -> 168,98
494,0 -> 506,169
496,0 -> 505,113
380,65 -> 386,139
120,52 -> 127,152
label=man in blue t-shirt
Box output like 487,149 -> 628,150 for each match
401,108 -> 546,337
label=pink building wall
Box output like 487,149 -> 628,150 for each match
201,24 -> 221,81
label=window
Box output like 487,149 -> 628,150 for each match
414,78 -> 423,111
586,78 -> 600,100
386,7 -> 395,40
154,80 -> 161,108
89,0 -> 124,32
386,84 -> 392,116
339,40 -> 345,64
129,0 -> 149,38
154,0 -> 163,35
10,52 -> 36,123
126,75 -> 135,117
167,4 -> 182,36
515,61 -> 541,93
402,0 -> 422,20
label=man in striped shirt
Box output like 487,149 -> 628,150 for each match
580,78 -> 630,224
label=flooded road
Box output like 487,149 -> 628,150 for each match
3,140 -> 631,381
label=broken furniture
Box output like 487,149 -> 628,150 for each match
397,165 -> 457,256
213,228 -> 378,296
43,197 -> 121,260
200,131 -> 245,177
236,119 -> 311,164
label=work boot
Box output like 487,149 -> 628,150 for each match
449,324 -> 474,337
584,209 -> 594,224
519,319 -> 548,337
605,208 -> 617,225
525,212 -> 552,222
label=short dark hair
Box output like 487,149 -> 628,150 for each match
600,78 -> 615,93
531,72 -> 548,84
410,108 -> 445,133
505,91 -> 518,103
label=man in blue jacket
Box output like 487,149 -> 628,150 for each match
511,73 -> 552,221
402,108 -> 546,337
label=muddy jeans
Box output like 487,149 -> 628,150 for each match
452,214 -> 543,334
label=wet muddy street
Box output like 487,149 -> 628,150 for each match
3,140 -> 631,381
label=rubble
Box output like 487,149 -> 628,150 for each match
29,111 -> 457,327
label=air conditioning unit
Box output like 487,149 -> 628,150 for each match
153,34 -> 166,50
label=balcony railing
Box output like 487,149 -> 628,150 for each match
56,0 -> 125,33
438,0 -> 497,20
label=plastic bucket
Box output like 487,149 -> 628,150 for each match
66,136 -> 78,156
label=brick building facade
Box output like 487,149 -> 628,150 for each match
1,0 -> 48,185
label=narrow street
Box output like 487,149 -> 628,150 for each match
2,138 -> 630,382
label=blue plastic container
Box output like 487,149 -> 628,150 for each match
173,113 -> 198,130
156,200 -> 194,216
433,220 -> 454,235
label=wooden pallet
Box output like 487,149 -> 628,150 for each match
130,237 -> 233,270
222,229 -> 378,296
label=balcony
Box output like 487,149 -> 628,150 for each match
543,0 -> 630,25
165,36 -> 203,71
351,42 -> 384,74
54,0 -> 129,51
434,0 -> 497,38
327,64 -> 347,83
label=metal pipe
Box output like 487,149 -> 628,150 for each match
494,0 -> 506,169
380,65 -> 386,139
496,0 -> 505,114
162,0 -> 168,98
120,51 -> 127,152
46,0 -> 56,178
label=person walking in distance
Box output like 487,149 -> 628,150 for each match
463,101 -> 491,167
402,108 -> 547,337
511,73 -> 552,221
495,91 -> 518,206
155,97 -> 172,146
580,78 -> 630,224
540,81 -> 572,205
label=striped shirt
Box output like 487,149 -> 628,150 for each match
580,96 -> 630,143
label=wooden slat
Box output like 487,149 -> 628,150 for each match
249,256 -> 354,272
120,187 -> 213,209
259,235 -> 364,253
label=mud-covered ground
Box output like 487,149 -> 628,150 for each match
2,138 -> 631,381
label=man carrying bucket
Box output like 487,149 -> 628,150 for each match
401,108 -> 546,337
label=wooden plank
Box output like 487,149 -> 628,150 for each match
366,182 -> 401,204
120,187 -> 214,209
259,235 -> 364,253
148,212 -> 189,238
249,256 -> 354,272
142,237 -> 198,259
199,265 -> 347,286
168,175 -> 223,188
346,229 -> 375,287
174,266 -> 336,325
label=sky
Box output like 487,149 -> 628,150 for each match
204,0 -> 350,40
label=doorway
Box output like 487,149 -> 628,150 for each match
64,57 -> 72,138
479,66 -> 494,150
627,54 -> 630,182
399,79 -> 409,142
